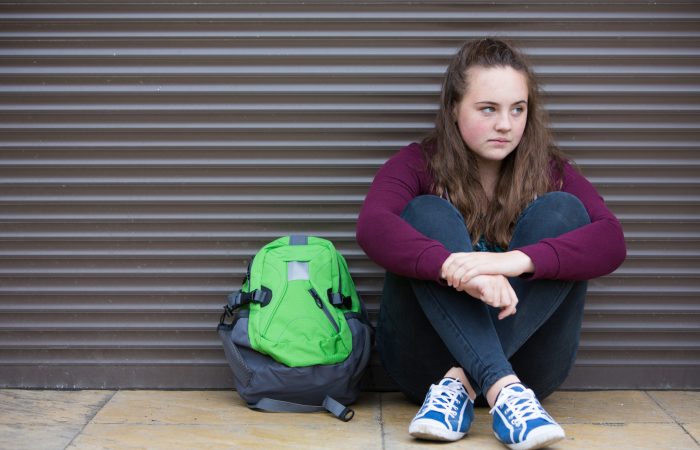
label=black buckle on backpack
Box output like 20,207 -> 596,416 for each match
252,286 -> 273,307
328,290 -> 352,309
218,304 -> 235,327
228,286 -> 273,309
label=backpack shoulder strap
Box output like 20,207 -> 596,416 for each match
248,395 -> 354,422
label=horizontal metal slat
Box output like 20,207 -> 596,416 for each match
2,5 -> 699,22
2,94 -> 700,113
0,349 -> 226,365
1,79 -> 698,95
3,44 -> 699,59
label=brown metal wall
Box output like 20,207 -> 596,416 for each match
0,1 -> 698,389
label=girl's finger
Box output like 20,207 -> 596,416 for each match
441,254 -> 457,278
452,267 -> 468,284
498,302 -> 516,320
460,266 -> 481,284
503,286 -> 519,319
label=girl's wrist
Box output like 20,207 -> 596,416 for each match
510,250 -> 535,275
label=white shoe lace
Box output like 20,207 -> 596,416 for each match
422,383 -> 463,419
489,386 -> 550,427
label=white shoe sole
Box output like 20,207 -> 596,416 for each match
409,418 -> 466,442
499,424 -> 565,450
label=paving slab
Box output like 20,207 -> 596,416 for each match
561,423 -> 698,450
90,390 -> 249,425
69,423 -> 383,450
70,391 -> 382,450
647,391 -> 700,424
0,390 -> 115,450
0,424 -> 85,450
0,390 -> 114,425
682,422 -> 700,445
543,390 -> 672,424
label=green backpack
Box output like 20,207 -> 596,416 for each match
218,235 -> 372,420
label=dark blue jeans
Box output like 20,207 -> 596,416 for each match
376,192 -> 590,405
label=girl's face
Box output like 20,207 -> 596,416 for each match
454,66 -> 529,168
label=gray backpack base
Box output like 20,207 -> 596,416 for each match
218,310 -> 372,421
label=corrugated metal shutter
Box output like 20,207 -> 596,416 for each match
1,1 -> 698,389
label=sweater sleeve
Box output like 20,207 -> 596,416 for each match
355,143 -> 450,281
516,162 -> 627,280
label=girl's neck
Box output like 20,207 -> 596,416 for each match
478,160 -> 502,200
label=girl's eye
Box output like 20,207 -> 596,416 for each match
512,106 -> 526,115
481,106 -> 495,113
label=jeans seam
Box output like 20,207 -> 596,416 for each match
504,280 -> 570,360
416,281 -> 509,393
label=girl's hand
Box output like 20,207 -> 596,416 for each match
441,250 -> 534,287
457,274 -> 518,320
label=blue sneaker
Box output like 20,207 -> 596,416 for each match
409,377 -> 474,441
490,383 -> 565,450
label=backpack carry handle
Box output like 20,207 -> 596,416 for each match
248,235 -> 345,304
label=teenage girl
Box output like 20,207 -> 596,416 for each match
356,38 -> 626,450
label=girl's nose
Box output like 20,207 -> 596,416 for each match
495,112 -> 512,132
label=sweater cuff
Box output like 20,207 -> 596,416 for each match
516,242 -> 559,280
416,245 -> 451,281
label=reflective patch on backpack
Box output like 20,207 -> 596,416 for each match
287,261 -> 309,281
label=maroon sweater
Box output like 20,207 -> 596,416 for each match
356,143 -> 626,281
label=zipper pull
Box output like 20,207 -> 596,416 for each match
309,288 -> 324,309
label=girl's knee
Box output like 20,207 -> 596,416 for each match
401,195 -> 459,223
531,192 -> 590,229
512,192 -> 590,245
400,196 -> 471,250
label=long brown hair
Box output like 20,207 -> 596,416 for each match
423,38 -> 565,248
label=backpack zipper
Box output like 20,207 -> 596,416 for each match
309,288 -> 340,334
